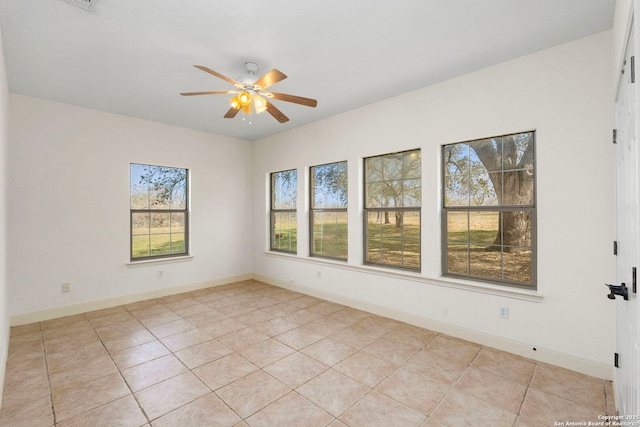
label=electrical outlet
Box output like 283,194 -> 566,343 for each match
157,270 -> 164,278
316,271 -> 321,279
61,283 -> 71,293
499,306 -> 509,319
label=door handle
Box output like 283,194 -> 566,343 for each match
606,283 -> 629,301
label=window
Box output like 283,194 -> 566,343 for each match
310,161 -> 348,260
130,163 -> 188,261
271,169 -> 297,253
364,149 -> 421,271
442,131 -> 535,288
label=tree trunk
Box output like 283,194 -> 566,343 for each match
471,135 -> 534,249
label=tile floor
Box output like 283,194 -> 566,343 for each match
0,280 -> 616,426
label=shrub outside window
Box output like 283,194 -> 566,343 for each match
271,169 -> 297,253
130,163 -> 188,261
364,149 -> 421,271
442,131 -> 536,288
310,161 -> 348,260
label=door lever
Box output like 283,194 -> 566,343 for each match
606,283 -> 629,301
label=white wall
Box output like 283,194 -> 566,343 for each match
253,31 -> 616,378
0,26 -> 10,405
7,95 -> 254,318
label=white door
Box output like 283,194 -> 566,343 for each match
614,19 -> 640,421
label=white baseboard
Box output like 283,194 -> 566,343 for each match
9,273 -> 253,326
253,273 -> 614,381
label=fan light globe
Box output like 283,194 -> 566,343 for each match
238,91 -> 252,106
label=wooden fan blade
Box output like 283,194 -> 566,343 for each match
180,90 -> 236,96
265,100 -> 289,123
253,69 -> 287,90
224,106 -> 241,118
193,65 -> 240,86
268,92 -> 317,108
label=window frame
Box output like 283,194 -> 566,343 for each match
130,163 -> 189,262
309,161 -> 348,261
270,169 -> 298,254
441,131 -> 537,289
363,149 -> 422,272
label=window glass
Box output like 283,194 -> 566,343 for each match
271,169 -> 297,253
442,132 -> 535,287
310,161 -> 348,260
130,163 -> 188,260
364,149 -> 421,271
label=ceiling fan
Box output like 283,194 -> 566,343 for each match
180,62 -> 317,123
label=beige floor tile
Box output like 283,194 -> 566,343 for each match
44,329 -> 101,354
215,370 -> 290,418
121,353 -> 187,391
281,308 -> 324,326
261,301 -> 300,317
217,327 -> 269,352
237,338 -> 296,367
329,327 -> 377,349
297,369 -> 370,417
471,347 -> 536,385
0,373 -> 50,409
340,390 -> 426,427
152,393 -> 241,427
193,353 -> 258,390
0,281 -> 615,427
519,387 -> 603,423
184,309 -> 228,328
246,391 -> 334,427
135,371 -> 209,421
300,338 -> 358,366
363,335 -> 421,365
264,352 -> 328,388
403,347 -> 467,385
305,301 -> 345,316
46,341 -> 107,373
453,365 -> 528,413
348,317 -> 394,339
110,340 -> 171,370
0,395 -> 53,427
425,335 -> 482,365
530,363 -> 606,411
334,351 -> 397,387
41,319 -> 94,341
328,307 -> 371,325
303,317 -> 349,335
288,295 -> 323,309
55,395 -> 146,427
52,372 -> 129,422
3,353 -> 47,385
159,328 -> 212,352
385,323 -> 438,348
422,417 -> 448,427
100,327 -> 157,353
431,389 -> 517,427
198,317 -> 247,338
376,367 -> 449,414
9,322 -> 41,337
174,339 -> 234,369
233,309 -> 277,326
87,310 -> 134,329
148,318 -> 197,339
84,305 -> 127,320
49,352 -> 118,392
274,326 -> 325,350
254,317 -> 298,337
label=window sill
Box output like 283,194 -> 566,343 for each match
126,255 -> 194,268
263,251 -> 542,303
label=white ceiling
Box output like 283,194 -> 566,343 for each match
0,0 -> 615,141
